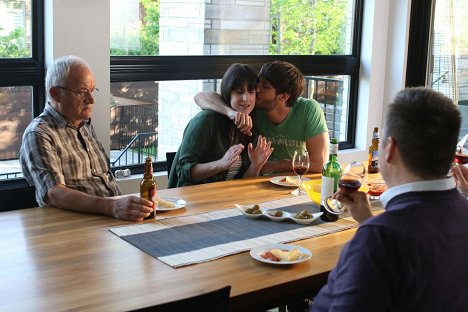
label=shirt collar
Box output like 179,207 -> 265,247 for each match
380,178 -> 457,207
45,102 -> 91,129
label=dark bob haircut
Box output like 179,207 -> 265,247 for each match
220,63 -> 258,106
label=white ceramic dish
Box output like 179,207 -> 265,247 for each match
236,205 -> 322,225
250,243 -> 312,265
234,204 -> 264,219
264,210 -> 289,222
270,176 -> 310,187
289,212 -> 323,225
156,197 -> 187,211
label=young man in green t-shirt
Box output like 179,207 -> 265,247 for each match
195,61 -> 329,173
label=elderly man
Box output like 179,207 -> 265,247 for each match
20,55 -> 153,221
195,61 -> 329,173
311,87 -> 468,311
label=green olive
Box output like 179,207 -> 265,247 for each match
253,204 -> 260,210
253,209 -> 262,214
245,208 -> 254,214
274,211 -> 283,217
295,213 -> 305,219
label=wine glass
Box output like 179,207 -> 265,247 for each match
323,161 -> 366,214
291,150 -> 310,196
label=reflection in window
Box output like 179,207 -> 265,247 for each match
0,86 -> 32,179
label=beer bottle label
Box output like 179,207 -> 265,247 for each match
371,151 -> 379,168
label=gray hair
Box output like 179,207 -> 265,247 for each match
45,55 -> 89,101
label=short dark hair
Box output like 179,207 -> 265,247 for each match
383,87 -> 461,179
258,61 -> 304,107
220,64 -> 258,105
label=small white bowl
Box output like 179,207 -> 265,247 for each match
289,212 -> 323,225
234,204 -> 264,219
264,210 -> 289,222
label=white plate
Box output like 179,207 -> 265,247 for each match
234,204 -> 264,219
156,197 -> 187,211
250,243 -> 312,265
270,176 -> 310,187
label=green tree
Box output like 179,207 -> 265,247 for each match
270,0 -> 348,55
110,0 -> 160,56
0,27 -> 30,58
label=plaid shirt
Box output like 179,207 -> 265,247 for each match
20,103 -> 121,206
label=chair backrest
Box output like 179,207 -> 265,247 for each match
0,185 -> 38,212
166,152 -> 176,176
131,285 -> 231,312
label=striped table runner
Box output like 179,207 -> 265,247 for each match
109,195 -> 383,268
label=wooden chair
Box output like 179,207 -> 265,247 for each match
165,152 -> 176,176
131,285 -> 231,312
0,184 -> 38,212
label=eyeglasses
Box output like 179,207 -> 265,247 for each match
56,86 -> 99,99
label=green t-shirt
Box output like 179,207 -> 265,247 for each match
253,97 -> 328,160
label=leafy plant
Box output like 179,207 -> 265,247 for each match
0,27 -> 30,58
110,0 -> 160,56
270,0 -> 348,55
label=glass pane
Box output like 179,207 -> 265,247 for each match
110,76 -> 350,168
110,0 -> 355,56
0,0 -> 32,58
428,0 -> 468,138
0,86 -> 32,180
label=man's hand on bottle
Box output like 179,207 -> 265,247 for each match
111,195 -> 154,221
334,191 -> 373,224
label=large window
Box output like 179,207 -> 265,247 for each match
0,0 -> 44,183
110,0 -> 363,172
407,0 -> 468,140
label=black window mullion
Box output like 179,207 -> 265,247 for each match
405,0 -> 434,87
110,55 -> 360,82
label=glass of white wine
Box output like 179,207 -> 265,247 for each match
291,150 -> 310,196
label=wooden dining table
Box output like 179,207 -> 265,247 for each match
0,173 -> 362,311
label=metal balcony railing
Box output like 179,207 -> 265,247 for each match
111,131 -> 158,167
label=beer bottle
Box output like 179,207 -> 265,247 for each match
320,138 -> 341,222
368,127 -> 379,174
140,156 -> 157,220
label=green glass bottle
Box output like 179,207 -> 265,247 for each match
320,138 -> 342,222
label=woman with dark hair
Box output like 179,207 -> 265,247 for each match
168,64 -> 273,188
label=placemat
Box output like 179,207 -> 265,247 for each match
110,195 -> 383,268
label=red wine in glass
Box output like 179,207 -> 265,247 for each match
293,165 -> 309,176
338,178 -> 362,193
291,150 -> 310,196
323,161 -> 366,214
455,152 -> 468,165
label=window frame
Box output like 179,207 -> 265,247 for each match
405,0 -> 434,87
110,0 -> 364,173
0,0 -> 45,189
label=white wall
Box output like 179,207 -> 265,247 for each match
44,0 -> 412,193
339,0 -> 411,164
